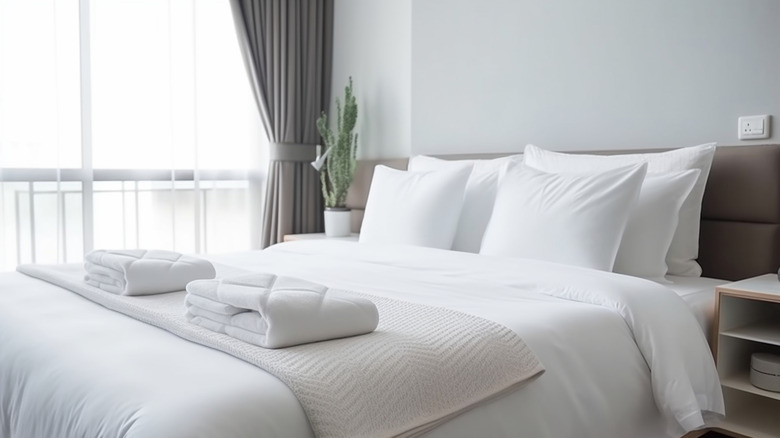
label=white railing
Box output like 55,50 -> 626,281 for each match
0,168 -> 264,271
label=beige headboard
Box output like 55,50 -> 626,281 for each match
346,145 -> 780,281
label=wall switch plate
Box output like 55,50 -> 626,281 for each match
739,115 -> 771,140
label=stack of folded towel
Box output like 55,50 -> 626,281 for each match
185,273 -> 379,349
85,249 -> 216,296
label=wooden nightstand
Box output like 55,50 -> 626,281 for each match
712,274 -> 780,438
282,233 -> 359,242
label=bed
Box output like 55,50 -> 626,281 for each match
1,144 -> 779,438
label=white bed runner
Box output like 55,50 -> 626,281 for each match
18,263 -> 544,438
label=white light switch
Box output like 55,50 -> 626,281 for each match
739,115 -> 771,140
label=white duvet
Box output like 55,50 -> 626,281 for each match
0,241 -> 723,438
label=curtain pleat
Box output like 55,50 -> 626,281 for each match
230,0 -> 332,248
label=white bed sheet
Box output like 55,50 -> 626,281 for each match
664,275 -> 729,343
0,270 -> 312,438
0,241 -> 722,438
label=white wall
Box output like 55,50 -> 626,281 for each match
334,0 -> 780,158
331,0 -> 411,159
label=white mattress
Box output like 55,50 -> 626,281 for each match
0,241 -> 723,438
664,275 -> 729,343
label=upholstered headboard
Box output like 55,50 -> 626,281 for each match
699,144 -> 780,280
345,144 -> 780,281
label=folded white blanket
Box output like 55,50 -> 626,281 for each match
84,249 -> 216,296
84,263 -> 124,290
185,273 -> 379,348
184,296 -> 270,332
186,294 -> 244,316
185,298 -> 239,324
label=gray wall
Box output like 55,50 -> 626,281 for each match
331,0 -> 411,159
334,0 -> 780,158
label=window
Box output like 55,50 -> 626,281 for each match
0,0 -> 266,271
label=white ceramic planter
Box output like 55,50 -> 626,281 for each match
324,208 -> 351,237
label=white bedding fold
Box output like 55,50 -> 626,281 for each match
84,249 -> 216,295
531,275 -> 723,432
185,273 -> 380,349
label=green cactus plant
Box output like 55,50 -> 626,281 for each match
316,77 -> 359,208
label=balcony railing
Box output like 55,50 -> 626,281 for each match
0,168 -> 264,271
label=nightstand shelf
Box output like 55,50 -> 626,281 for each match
717,388 -> 780,438
713,274 -> 780,438
721,320 -> 780,346
721,371 -> 780,402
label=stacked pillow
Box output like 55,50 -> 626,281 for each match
358,143 -> 716,280
523,143 -> 716,277
611,171 -> 699,279
480,163 -> 647,272
407,154 -> 523,252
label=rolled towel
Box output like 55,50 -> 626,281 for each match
185,273 -> 379,349
84,249 -> 216,296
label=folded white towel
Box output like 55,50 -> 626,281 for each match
185,294 -> 244,316
185,299 -> 239,325
231,311 -> 268,333
84,249 -> 216,296
185,273 -> 379,348
83,262 -> 124,286
186,314 -> 225,333
84,278 -> 123,294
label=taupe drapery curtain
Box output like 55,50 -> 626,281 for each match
230,0 -> 333,247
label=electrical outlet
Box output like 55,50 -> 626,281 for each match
739,115 -> 771,140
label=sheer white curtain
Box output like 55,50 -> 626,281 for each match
0,0 -> 266,271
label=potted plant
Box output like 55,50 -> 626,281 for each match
315,77 -> 358,237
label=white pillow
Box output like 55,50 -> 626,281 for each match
480,163 -> 647,271
523,143 -> 717,277
408,154 -> 523,253
613,170 -> 700,280
359,165 -> 471,249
